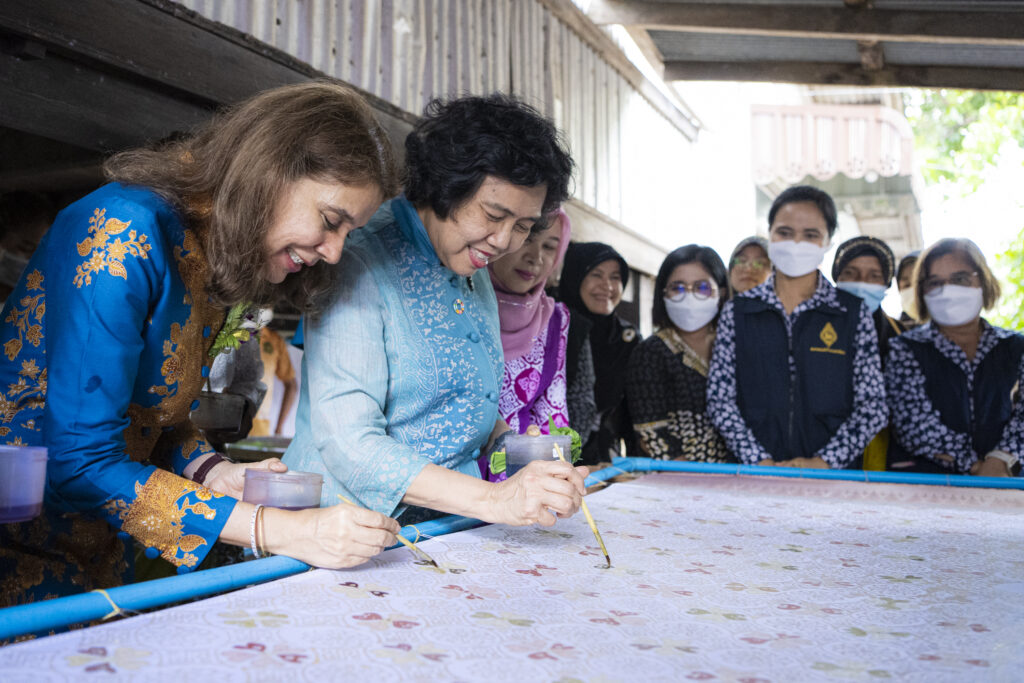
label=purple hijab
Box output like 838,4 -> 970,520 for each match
489,209 -> 572,360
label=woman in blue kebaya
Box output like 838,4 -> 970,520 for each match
0,81 -> 403,607
284,94 -> 589,526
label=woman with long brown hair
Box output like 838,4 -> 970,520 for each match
0,80 -> 402,607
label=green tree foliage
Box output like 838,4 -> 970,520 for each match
994,228 -> 1024,331
906,90 -> 1024,330
905,90 -> 1024,197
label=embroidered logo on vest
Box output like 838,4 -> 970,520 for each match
810,321 -> 846,355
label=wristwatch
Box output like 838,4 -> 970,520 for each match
984,450 -> 1021,476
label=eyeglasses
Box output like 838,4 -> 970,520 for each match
664,280 -> 718,302
731,257 -> 769,271
920,270 -> 980,295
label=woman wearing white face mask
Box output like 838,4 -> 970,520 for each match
707,186 -> 887,470
885,238 -> 1024,478
626,245 -> 733,462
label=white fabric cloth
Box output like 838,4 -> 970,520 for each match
1,473 -> 1021,680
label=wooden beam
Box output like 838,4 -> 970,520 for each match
663,60 -> 1024,92
0,51 -> 212,152
623,26 -> 665,79
0,0 -> 418,134
588,0 -> 1024,47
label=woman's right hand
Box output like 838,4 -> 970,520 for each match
485,460 -> 589,527
262,503 -> 401,569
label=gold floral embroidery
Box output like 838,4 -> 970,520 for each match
3,269 -> 45,361
104,469 -> 223,568
122,226 -> 223,467
0,269 -> 47,440
73,208 -> 152,288
1,513 -> 127,608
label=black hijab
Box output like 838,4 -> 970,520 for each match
559,242 -> 638,412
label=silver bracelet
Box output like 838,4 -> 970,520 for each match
250,504 -> 263,559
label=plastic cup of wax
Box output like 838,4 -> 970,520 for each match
243,470 -> 323,510
504,434 -> 573,477
0,446 -> 48,523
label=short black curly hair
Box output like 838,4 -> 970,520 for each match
403,93 -> 574,231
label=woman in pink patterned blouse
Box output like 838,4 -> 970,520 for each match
488,209 -> 572,442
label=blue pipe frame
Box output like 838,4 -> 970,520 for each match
2,458 -> 1021,641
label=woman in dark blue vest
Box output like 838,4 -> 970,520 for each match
886,238 -> 1023,477
707,185 -> 887,468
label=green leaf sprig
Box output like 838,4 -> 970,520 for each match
548,417 -> 582,464
209,303 -> 256,357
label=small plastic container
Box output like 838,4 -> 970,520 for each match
242,469 -> 323,510
0,445 -> 48,523
504,434 -> 572,477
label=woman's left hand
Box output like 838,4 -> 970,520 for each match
204,457 -> 289,498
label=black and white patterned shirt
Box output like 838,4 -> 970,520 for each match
707,272 -> 887,467
885,320 -> 1024,473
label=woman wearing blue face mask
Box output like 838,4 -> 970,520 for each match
831,236 -> 907,471
886,238 -> 1023,478
707,185 -> 887,469
625,245 -> 734,462
831,236 -> 905,360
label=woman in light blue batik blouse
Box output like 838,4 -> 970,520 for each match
285,94 -> 589,526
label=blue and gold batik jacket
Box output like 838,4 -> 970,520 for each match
0,183 -> 237,606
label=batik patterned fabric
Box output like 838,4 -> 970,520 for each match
886,320 -> 1024,473
1,472 -> 1020,680
0,184 -> 235,606
707,273 -> 887,467
498,302 -> 570,434
283,198 -> 504,517
626,327 -> 733,462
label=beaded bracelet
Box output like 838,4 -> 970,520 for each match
250,504 -> 264,559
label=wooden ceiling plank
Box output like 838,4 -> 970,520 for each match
664,59 -> 1024,91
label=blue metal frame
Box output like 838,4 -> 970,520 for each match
2,458 -> 1021,641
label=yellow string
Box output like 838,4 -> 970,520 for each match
404,524 -> 423,544
91,588 -> 127,621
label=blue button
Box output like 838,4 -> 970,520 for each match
467,332 -> 480,343
486,391 -> 498,402
190,399 -> 200,411
144,546 -> 160,559
202,326 -> 211,338
117,531 -> 131,541
201,366 -> 210,378
176,565 -> 191,575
